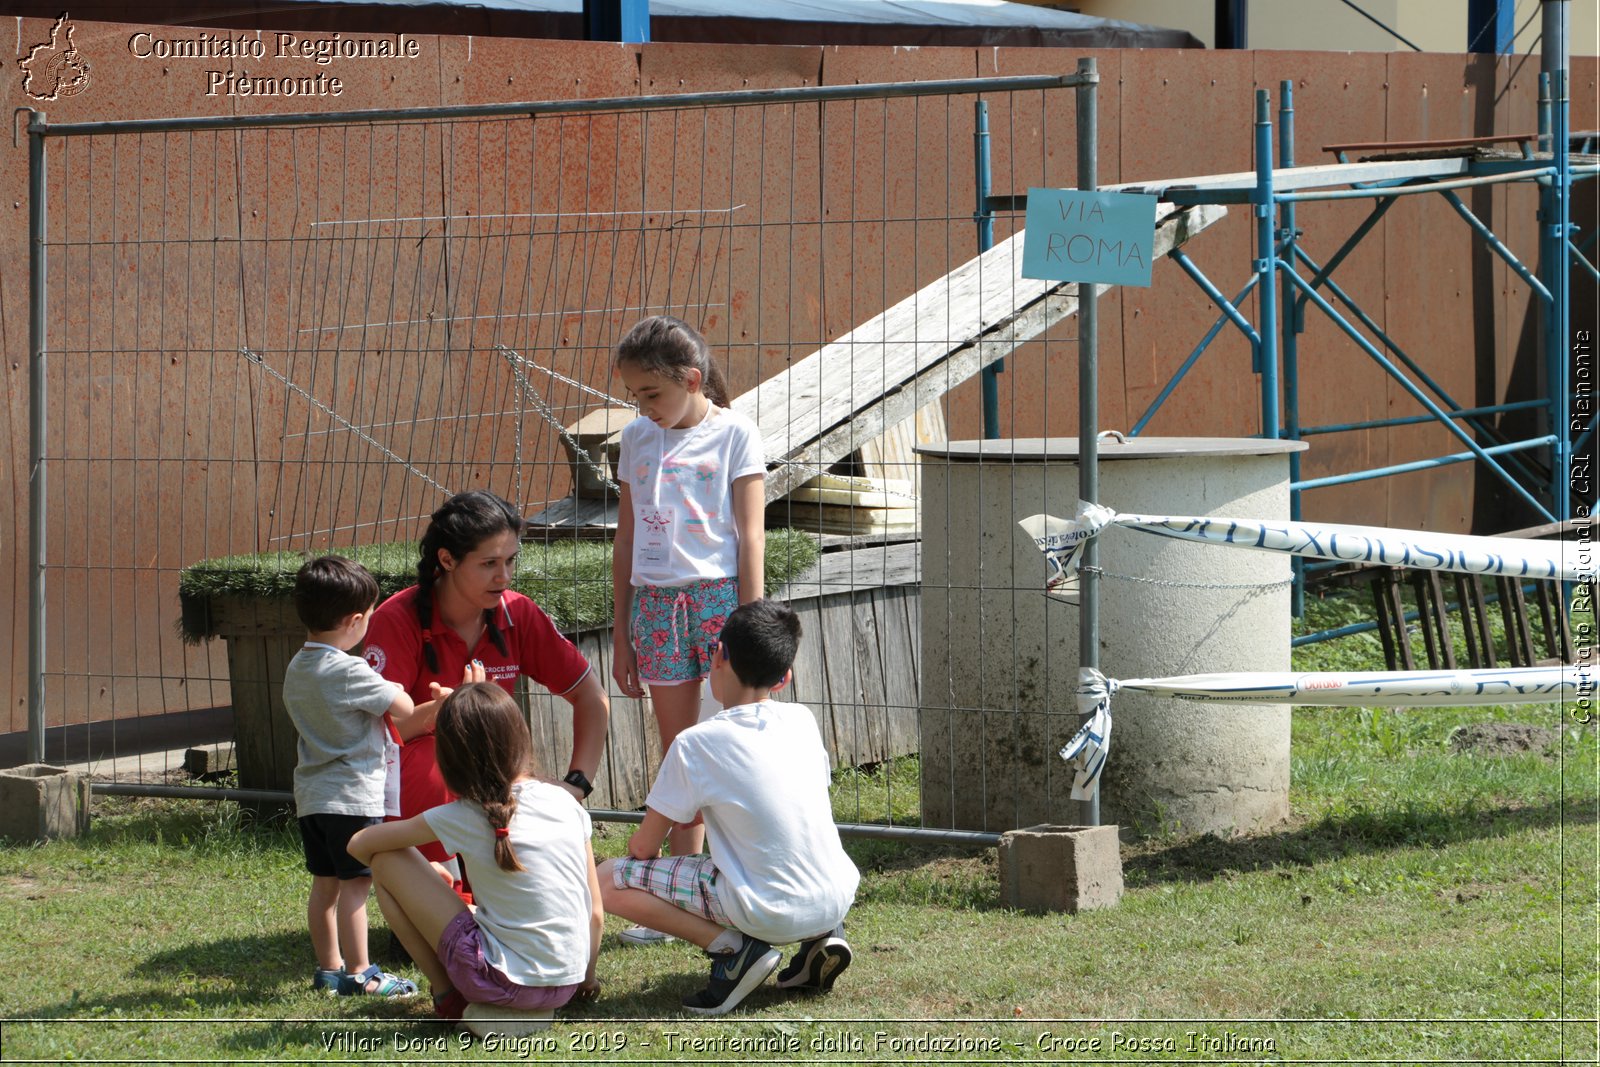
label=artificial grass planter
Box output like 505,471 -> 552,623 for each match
178,530 -> 819,798
177,529 -> 820,643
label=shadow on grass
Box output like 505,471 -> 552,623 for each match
16,928 -> 440,1055
1123,795 -> 1599,888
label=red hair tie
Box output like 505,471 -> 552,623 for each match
493,827 -> 510,839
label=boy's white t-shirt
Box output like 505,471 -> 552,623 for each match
423,780 -> 593,987
645,700 -> 859,945
619,406 -> 764,588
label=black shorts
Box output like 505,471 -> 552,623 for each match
298,812 -> 381,880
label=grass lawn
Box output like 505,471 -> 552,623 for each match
1,591 -> 1594,1062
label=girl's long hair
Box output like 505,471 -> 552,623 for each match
434,682 -> 533,872
614,315 -> 730,408
414,491 -> 521,673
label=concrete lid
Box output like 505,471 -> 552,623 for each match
914,436 -> 1310,461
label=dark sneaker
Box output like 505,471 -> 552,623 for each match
681,936 -> 781,1016
775,935 -> 852,993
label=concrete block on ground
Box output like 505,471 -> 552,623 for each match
184,742 -> 236,779
998,824 -> 1123,914
0,764 -> 91,842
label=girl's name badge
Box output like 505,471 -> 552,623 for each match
635,505 -> 677,572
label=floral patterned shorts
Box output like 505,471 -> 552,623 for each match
631,577 -> 737,685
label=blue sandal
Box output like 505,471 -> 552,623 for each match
338,964 -> 418,998
312,967 -> 345,994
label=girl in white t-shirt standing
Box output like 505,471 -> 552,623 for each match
348,683 -> 604,1036
610,317 -> 766,912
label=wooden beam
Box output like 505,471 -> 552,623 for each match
739,201 -> 1227,503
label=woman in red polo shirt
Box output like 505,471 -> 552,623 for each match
363,491 -> 610,888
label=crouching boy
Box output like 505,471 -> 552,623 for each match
598,598 -> 858,1015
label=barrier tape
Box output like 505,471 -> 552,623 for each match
1062,665 -> 1593,801
1021,503 -> 1594,604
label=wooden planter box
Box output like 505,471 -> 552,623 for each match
198,544 -> 921,809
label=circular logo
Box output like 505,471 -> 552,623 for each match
364,645 -> 387,673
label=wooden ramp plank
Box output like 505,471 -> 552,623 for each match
737,201 -> 1228,503
1109,156 -> 1473,199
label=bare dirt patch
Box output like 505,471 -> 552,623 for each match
1446,722 -> 1558,758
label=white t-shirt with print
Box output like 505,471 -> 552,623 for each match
645,700 -> 859,944
423,780 -> 594,987
619,406 -> 764,588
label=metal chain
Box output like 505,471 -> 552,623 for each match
496,344 -> 630,406
495,345 -> 624,495
240,347 -> 452,498
1081,565 -> 1294,592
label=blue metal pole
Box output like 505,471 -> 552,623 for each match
975,100 -> 1001,440
1293,435 -> 1557,490
1130,271 -> 1261,436
1168,250 -> 1261,347
1279,80 -> 1304,615
1282,265 -> 1556,520
1550,69 -> 1571,526
1287,244 -> 1545,491
1538,72 -> 1551,156
1253,90 -> 1281,444
584,0 -> 650,42
1467,0 -> 1516,54
1441,190 -> 1553,304
1300,398 -> 1548,436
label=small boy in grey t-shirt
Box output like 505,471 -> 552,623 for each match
283,555 -> 418,998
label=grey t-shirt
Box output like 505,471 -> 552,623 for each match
282,643 -> 398,817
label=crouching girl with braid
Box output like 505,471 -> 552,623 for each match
349,683 -> 604,1036
363,490 -> 610,899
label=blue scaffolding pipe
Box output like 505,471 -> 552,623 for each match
1276,167 -> 1555,202
1280,263 -> 1555,520
1292,435 -> 1557,491
1280,80 -> 1306,614
1439,190 -> 1552,303
1299,398 -> 1548,437
1292,197 -> 1396,324
1547,70 -> 1572,528
1285,243 -> 1546,492
1168,249 -> 1262,349
1572,241 -> 1600,283
1253,90 -> 1282,441
1111,79 -> 1585,613
1129,272 -> 1260,437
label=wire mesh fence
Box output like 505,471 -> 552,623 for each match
26,75 -> 1102,837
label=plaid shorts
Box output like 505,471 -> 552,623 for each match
611,854 -> 731,926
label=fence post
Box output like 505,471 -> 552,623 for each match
27,109 -> 47,766
1074,56 -> 1100,827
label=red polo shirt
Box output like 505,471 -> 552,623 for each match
363,586 -> 591,862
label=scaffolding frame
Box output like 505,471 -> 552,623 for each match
1087,72 -> 1591,617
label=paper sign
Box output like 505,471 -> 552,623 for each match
1021,188 -> 1159,287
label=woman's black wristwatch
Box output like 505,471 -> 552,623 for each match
563,769 -> 594,798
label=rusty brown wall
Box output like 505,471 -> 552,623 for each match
3,16 -> 1595,734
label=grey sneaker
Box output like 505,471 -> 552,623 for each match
618,925 -> 676,946
681,935 -> 781,1016
775,935 -> 852,993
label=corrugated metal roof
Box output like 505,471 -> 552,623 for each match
270,0 -> 1184,38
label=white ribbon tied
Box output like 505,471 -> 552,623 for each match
1061,668 -> 1115,800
